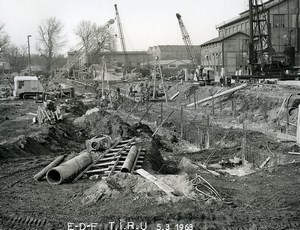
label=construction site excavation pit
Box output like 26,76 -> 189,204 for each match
1,81 -> 300,229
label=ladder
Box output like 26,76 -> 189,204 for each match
73,137 -> 145,182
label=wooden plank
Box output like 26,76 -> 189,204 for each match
288,152 -> 300,155
259,156 -> 271,168
276,132 -> 297,142
93,161 -> 116,167
86,168 -> 109,174
136,169 -> 177,196
170,91 -> 179,100
152,110 -> 174,137
72,139 -> 121,182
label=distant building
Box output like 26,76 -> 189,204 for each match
202,0 -> 300,75
67,50 -> 151,72
201,32 -> 249,75
147,45 -> 201,63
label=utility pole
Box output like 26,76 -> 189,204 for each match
248,0 -> 254,75
27,35 -> 32,75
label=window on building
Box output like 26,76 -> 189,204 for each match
18,81 -> 24,89
241,23 -> 245,31
273,14 -> 285,28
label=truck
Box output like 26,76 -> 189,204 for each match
13,76 -> 44,99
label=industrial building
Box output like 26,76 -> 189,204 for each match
201,0 -> 300,75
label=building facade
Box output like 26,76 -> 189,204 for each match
68,50 -> 151,71
202,0 -> 300,75
147,45 -> 201,63
201,32 -> 249,75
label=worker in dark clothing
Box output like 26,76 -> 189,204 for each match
227,76 -> 231,87
220,76 -> 224,87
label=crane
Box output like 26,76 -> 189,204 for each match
114,4 -> 129,74
176,13 -> 198,70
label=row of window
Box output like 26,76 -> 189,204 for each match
221,14 -> 287,37
202,53 -> 222,61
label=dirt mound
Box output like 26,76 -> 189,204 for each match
73,109 -> 138,139
80,172 -> 195,206
0,122 -> 85,160
0,136 -> 52,160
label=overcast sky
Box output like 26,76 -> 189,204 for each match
0,0 -> 248,54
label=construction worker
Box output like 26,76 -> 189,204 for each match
220,76 -> 224,87
129,85 -> 133,96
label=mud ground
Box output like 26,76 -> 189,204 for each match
0,82 -> 300,230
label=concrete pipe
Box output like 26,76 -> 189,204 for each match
86,136 -> 111,152
121,145 -> 138,173
33,155 -> 66,181
46,152 -> 92,185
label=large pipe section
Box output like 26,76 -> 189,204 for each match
121,145 -> 138,172
33,155 -> 66,181
46,152 -> 92,185
187,83 -> 248,107
86,136 -> 111,152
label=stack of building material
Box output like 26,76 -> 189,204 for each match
36,105 -> 63,125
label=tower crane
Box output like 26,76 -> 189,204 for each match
176,13 -> 198,75
114,4 -> 129,74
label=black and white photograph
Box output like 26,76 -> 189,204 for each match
0,0 -> 300,229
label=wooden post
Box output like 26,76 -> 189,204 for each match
220,98 -> 223,112
205,115 -> 210,149
160,102 -> 163,124
180,106 -> 184,137
231,98 -> 236,118
200,131 -> 204,149
194,92 -> 196,110
286,99 -> 289,134
264,101 -> 268,122
297,105 -> 300,144
212,99 -> 215,116
242,122 -> 246,164
197,128 -> 200,148
152,69 -> 156,99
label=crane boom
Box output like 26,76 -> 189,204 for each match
52,19 -> 114,82
114,4 -> 128,70
176,13 -> 197,67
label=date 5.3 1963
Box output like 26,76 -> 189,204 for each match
156,223 -> 193,230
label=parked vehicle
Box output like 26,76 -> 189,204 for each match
13,76 -> 44,99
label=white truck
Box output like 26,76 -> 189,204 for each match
13,76 -> 44,99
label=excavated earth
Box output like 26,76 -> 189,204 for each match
0,82 -> 300,230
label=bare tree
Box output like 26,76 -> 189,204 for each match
0,22 -> 10,52
37,17 -> 66,73
74,20 -> 117,66
74,20 -> 97,52
6,45 -> 28,74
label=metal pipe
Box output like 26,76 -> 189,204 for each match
121,145 -> 138,172
187,83 -> 248,107
46,152 -> 92,185
33,155 -> 66,181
